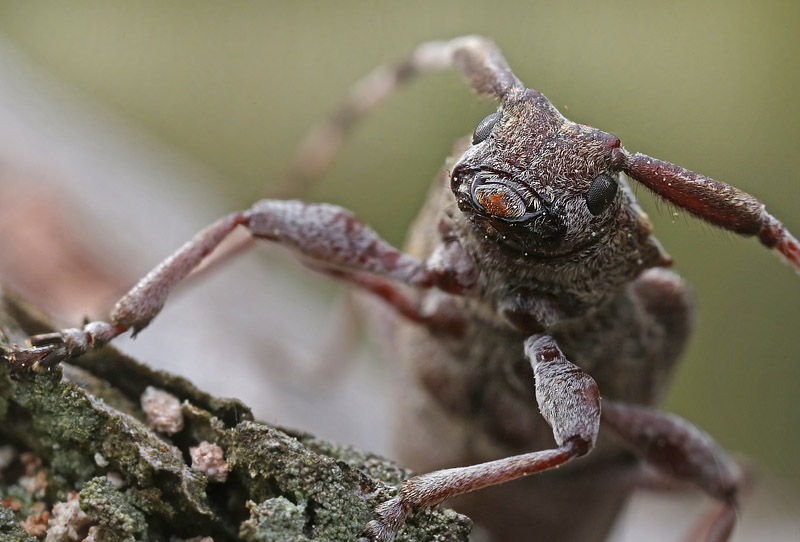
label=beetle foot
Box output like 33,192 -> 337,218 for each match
359,496 -> 410,542
4,340 -> 68,372
3,322 -> 124,371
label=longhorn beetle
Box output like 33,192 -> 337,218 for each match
5,36 -> 799,542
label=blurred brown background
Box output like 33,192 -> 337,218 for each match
0,1 -> 797,534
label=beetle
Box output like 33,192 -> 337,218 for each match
5,36 -> 799,541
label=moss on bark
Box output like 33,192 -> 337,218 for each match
0,289 -> 471,541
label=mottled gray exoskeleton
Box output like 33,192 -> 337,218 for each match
6,37 -> 800,542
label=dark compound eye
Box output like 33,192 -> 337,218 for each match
585,173 -> 618,215
472,112 -> 502,144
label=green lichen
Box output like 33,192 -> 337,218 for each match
229,423 -> 471,541
292,431 -> 409,486
0,359 -> 218,529
49,446 -> 99,492
79,477 -> 147,542
181,401 -> 232,447
0,508 -> 37,542
0,289 -> 471,541
0,484 -> 39,519
240,497 -> 310,541
229,422 -> 378,540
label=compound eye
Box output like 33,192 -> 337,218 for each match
585,173 -> 618,216
472,112 -> 502,144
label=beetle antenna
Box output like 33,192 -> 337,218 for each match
621,151 -> 800,273
271,36 -> 522,199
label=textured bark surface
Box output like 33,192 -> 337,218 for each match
0,289 -> 471,541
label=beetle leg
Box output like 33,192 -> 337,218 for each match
246,200 -> 478,292
360,334 -> 601,541
311,267 -> 467,339
245,199 -> 428,279
5,211 -> 249,370
602,400 -> 745,542
5,200 -> 475,369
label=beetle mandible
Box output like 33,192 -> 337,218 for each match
5,36 -> 799,542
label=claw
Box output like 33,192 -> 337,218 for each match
3,322 -> 126,372
359,496 -> 410,542
5,343 -> 66,371
4,331 -> 74,371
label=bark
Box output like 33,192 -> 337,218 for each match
0,289 -> 471,542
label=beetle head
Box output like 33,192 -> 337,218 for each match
451,88 -> 651,263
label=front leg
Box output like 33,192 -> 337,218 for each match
4,201 -> 476,369
360,334 -> 601,541
6,212 -> 250,369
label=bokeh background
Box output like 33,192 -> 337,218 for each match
0,1 -> 797,538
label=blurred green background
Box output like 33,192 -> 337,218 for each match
0,1 -> 797,487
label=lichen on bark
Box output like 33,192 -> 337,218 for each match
0,289 -> 471,541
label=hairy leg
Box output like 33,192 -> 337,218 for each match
5,201 -> 477,369
360,334 -> 601,541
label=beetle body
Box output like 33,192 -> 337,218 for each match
385,109 -> 690,540
6,37 -> 798,542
